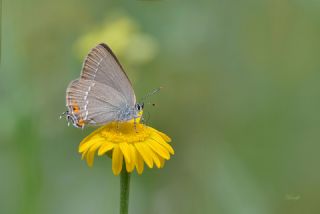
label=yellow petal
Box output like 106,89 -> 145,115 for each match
119,143 -> 131,163
86,150 -> 95,167
85,141 -> 103,166
80,126 -> 106,146
135,149 -> 144,174
128,144 -> 136,164
158,156 -> 165,168
151,133 -> 174,155
79,141 -> 95,153
144,144 -> 161,168
98,143 -> 114,156
81,150 -> 87,160
112,145 -> 123,176
158,132 -> 171,142
89,141 -> 103,153
125,144 -> 136,172
149,127 -> 172,142
135,143 -> 153,168
146,139 -> 170,160
79,137 -> 103,153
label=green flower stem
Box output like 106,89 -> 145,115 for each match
120,168 -> 131,214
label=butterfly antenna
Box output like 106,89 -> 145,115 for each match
141,87 -> 162,103
60,111 -> 67,119
144,101 -> 156,106
143,111 -> 151,125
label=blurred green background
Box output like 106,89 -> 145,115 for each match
1,0 -> 320,213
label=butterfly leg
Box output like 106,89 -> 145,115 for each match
134,117 -> 138,133
141,115 -> 148,128
140,115 -> 145,124
141,111 -> 149,127
116,121 -> 120,130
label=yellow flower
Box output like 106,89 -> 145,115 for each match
74,13 -> 158,66
79,119 -> 174,175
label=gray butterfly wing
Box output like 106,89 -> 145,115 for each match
66,78 -> 128,126
80,43 -> 136,107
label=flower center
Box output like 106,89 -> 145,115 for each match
99,121 -> 150,144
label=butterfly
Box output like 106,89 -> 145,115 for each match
62,43 -> 144,128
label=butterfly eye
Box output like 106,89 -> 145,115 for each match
136,104 -> 141,111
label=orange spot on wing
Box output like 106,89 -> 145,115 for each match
71,101 -> 80,113
69,100 -> 85,127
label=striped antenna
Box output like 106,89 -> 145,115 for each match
141,87 -> 162,103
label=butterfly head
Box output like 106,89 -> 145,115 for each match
135,103 -> 144,112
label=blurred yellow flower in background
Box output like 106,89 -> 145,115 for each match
79,118 -> 174,175
74,11 -> 158,66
